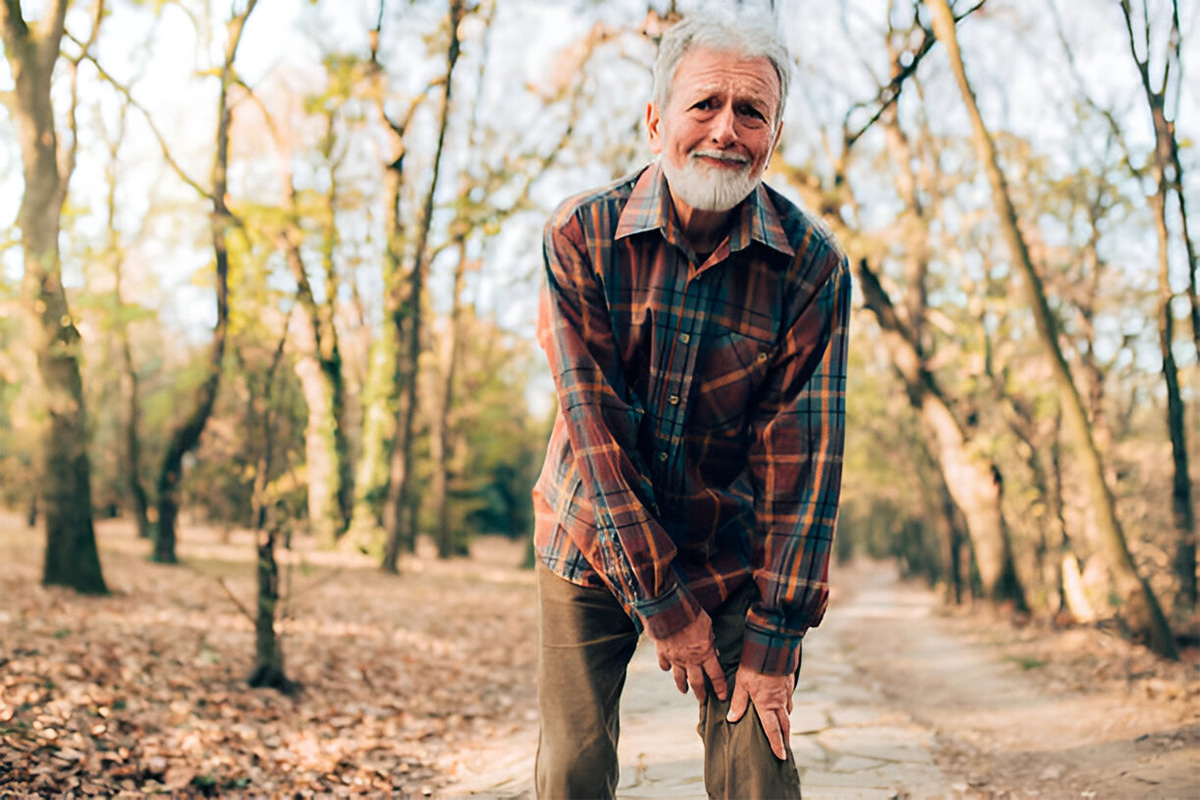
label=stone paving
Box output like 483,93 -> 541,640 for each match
452,572 -> 953,799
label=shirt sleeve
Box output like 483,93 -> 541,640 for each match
740,251 -> 852,676
536,208 -> 703,640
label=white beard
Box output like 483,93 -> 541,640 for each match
659,148 -> 762,212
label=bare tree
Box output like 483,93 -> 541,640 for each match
153,0 -> 259,563
1,0 -> 107,593
784,3 -> 1024,605
1118,0 -> 1195,612
100,102 -> 153,540
927,0 -> 1177,657
379,0 -> 464,572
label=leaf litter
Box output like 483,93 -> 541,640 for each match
0,516 -> 538,796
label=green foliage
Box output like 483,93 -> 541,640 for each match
429,313 -> 548,547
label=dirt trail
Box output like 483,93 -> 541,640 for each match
450,560 -> 1199,799
833,562 -> 1200,799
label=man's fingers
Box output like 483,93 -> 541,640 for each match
725,683 -> 749,723
672,664 -> 688,695
687,664 -> 707,704
702,656 -> 728,701
658,650 -> 671,672
759,707 -> 787,761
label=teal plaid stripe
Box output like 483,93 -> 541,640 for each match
532,163 -> 850,675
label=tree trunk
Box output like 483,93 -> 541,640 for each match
1,0 -> 107,593
103,105 -> 152,541
246,332 -> 294,693
272,110 -> 351,546
283,232 -> 346,546
1150,186 -> 1196,613
855,257 -> 1018,602
319,141 -> 354,536
118,259 -> 151,541
153,2 -> 258,563
933,483 -> 964,604
381,0 -> 463,573
876,91 -> 1025,607
431,239 -> 468,559
928,0 -> 1178,657
349,60 -> 406,544
1118,0 -> 1196,612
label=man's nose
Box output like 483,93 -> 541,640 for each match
708,105 -> 737,146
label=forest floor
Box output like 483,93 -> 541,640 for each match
0,514 -> 1197,798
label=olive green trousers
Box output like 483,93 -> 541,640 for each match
535,565 -> 803,799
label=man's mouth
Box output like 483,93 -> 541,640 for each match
690,150 -> 750,170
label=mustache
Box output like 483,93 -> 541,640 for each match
689,149 -> 751,166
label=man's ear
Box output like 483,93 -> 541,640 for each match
646,101 -> 663,155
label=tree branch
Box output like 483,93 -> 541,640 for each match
57,0 -> 105,196
66,0 -> 104,66
65,31 -> 212,199
38,0 -> 70,72
842,0 -> 986,151
217,576 -> 257,625
0,0 -> 29,46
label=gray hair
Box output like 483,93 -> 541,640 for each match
652,9 -> 792,128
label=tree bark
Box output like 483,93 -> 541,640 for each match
99,102 -> 152,540
267,107 -> 352,546
856,260 -> 1013,600
928,0 -> 1178,657
430,239 -> 468,559
877,86 -> 1025,606
153,1 -> 258,563
1118,0 -> 1196,612
1,0 -> 107,593
112,164 -> 151,541
381,0 -> 464,573
246,330 -> 294,692
283,234 -> 344,544
319,129 -> 354,537
350,6 -> 418,543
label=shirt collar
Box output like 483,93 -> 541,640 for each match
615,162 -> 796,258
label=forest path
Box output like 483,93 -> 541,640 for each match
449,560 -> 1199,799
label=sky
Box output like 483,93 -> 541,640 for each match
1,0 -> 1196,362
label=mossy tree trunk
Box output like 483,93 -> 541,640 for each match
1,0 -> 106,593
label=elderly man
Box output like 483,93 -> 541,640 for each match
532,8 -> 850,798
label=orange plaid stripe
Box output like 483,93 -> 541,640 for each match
532,163 -> 851,676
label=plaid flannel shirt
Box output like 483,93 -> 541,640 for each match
532,162 -> 850,676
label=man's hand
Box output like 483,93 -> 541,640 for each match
652,612 -> 728,704
725,665 -> 795,760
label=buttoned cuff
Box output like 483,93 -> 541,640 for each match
740,622 -> 804,676
740,588 -> 828,676
632,579 -> 703,640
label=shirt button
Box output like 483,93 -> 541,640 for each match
679,333 -> 691,344
658,452 -> 669,462
668,394 -> 680,405
757,352 -> 769,363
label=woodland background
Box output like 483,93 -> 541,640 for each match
1,0 -> 1197,690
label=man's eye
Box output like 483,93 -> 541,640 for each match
739,105 -> 766,121
692,99 -> 715,111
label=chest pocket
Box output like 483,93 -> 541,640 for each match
690,330 -> 774,432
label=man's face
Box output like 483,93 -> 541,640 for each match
648,46 -> 782,214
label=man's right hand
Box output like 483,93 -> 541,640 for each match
652,611 -> 728,704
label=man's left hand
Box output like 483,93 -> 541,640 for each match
725,665 -> 795,760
